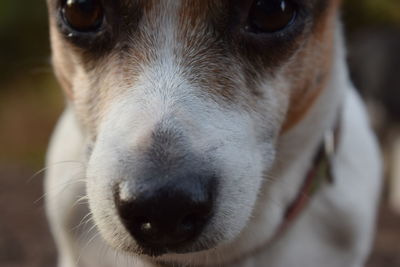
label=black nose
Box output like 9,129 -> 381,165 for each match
115,173 -> 216,251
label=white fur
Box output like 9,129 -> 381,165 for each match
45,10 -> 381,267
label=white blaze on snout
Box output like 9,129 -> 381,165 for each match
86,60 -> 274,252
86,0 -> 278,254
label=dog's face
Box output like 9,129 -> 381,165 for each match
47,0 -> 339,260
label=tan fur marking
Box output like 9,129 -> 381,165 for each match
50,25 -> 76,100
281,2 -> 339,133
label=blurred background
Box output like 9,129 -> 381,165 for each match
0,1 -> 399,267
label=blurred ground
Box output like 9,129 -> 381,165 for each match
0,71 -> 61,267
368,205 -> 400,267
0,166 -> 55,267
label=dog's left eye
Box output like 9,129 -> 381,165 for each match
247,0 -> 297,33
61,0 -> 104,32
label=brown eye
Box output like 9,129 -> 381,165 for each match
61,0 -> 104,32
247,0 -> 297,33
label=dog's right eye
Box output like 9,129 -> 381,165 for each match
246,0 -> 297,34
61,0 -> 104,32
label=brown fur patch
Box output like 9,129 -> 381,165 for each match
280,1 -> 340,133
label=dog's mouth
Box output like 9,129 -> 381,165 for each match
134,236 -> 215,258
114,217 -> 219,258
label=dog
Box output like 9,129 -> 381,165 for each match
45,0 -> 382,266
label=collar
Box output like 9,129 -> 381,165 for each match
276,114 -> 342,236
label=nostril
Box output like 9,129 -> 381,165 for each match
181,214 -> 197,230
180,211 -> 208,231
174,214 -> 199,240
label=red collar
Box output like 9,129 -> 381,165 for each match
276,117 -> 341,236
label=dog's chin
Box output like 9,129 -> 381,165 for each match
133,240 -> 217,258
110,232 -> 220,259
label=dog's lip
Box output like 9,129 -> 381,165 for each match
137,242 -> 209,257
132,237 -> 218,258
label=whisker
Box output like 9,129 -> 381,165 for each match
71,194 -> 89,209
76,232 -> 101,265
34,176 -> 86,204
27,160 -> 85,184
73,211 -> 93,232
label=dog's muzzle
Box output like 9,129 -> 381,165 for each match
112,126 -> 217,255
